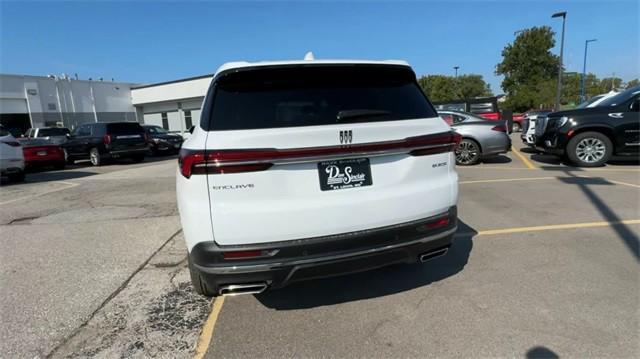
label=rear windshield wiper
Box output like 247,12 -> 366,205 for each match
337,109 -> 391,123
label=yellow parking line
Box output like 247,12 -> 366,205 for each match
511,146 -> 536,170
194,296 -> 226,359
458,165 -> 640,173
476,219 -> 640,236
460,177 -> 554,184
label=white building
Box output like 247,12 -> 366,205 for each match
0,74 -> 137,135
0,72 -> 212,136
131,74 -> 212,134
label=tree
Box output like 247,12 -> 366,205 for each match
496,26 -> 559,112
598,77 -> 623,92
417,74 -> 492,102
456,74 -> 493,99
626,79 -> 639,89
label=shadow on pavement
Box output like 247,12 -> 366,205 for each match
542,168 -> 640,261
482,155 -> 512,164
255,220 -> 476,310
526,346 -> 559,359
519,147 -> 540,154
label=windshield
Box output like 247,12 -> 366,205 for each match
145,126 -> 168,134
207,65 -> 437,130
598,86 -> 640,107
38,128 -> 70,137
576,95 -> 604,109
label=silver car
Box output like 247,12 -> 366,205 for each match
439,110 -> 511,165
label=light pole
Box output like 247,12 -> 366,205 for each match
552,11 -> 567,111
581,39 -> 597,102
453,66 -> 459,78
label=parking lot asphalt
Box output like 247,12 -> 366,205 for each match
0,136 -> 638,358
0,157 -> 184,358
204,136 -> 639,358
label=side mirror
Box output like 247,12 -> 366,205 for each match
188,126 -> 195,134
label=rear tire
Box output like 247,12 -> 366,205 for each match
64,149 -> 75,165
455,139 -> 481,166
8,170 -> 25,183
188,256 -> 217,297
89,148 -> 102,166
566,131 -> 612,167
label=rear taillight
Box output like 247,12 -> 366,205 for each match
103,134 -> 111,145
179,131 -> 461,178
409,132 -> 462,156
179,149 -> 273,178
2,141 -> 21,147
426,218 -> 450,229
492,125 -> 507,132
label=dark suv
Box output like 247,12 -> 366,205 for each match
63,122 -> 148,166
535,86 -> 639,167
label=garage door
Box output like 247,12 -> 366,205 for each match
0,99 -> 28,114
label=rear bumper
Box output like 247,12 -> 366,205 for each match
106,147 -> 148,157
191,206 -> 457,292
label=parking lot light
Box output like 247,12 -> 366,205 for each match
581,39 -> 597,102
552,11 -> 567,111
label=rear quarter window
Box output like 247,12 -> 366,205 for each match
205,65 -> 438,131
106,123 -> 144,135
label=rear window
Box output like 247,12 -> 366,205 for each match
38,128 -> 69,137
206,65 -> 437,131
106,123 -> 143,135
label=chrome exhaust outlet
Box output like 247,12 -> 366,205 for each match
419,247 -> 449,263
218,282 -> 268,297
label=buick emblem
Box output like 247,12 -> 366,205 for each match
339,130 -> 353,144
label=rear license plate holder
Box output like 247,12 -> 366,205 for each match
318,158 -> 372,191
37,151 -> 47,156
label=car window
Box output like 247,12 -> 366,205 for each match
107,122 -> 144,135
598,86 -> 640,107
631,98 -> 640,112
452,114 -> 466,124
576,95 -> 604,109
76,125 -> 91,136
38,128 -> 70,137
440,114 -> 454,125
207,65 -> 438,130
150,126 -> 167,134
0,127 -> 10,137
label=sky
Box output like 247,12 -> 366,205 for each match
1,0 -> 638,93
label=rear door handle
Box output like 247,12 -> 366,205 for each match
608,112 -> 624,119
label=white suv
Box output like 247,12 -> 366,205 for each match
1,126 -> 25,182
177,58 -> 460,296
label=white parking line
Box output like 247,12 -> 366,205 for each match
0,181 -> 79,205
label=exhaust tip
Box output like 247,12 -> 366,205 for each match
218,282 -> 268,296
419,247 -> 449,263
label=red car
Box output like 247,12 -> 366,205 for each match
18,139 -> 66,170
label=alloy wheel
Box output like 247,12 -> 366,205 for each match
456,140 -> 480,165
575,137 -> 606,163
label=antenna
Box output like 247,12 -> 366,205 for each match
304,51 -> 315,61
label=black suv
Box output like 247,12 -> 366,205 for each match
535,86 -> 639,167
142,125 -> 184,155
63,122 -> 148,166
